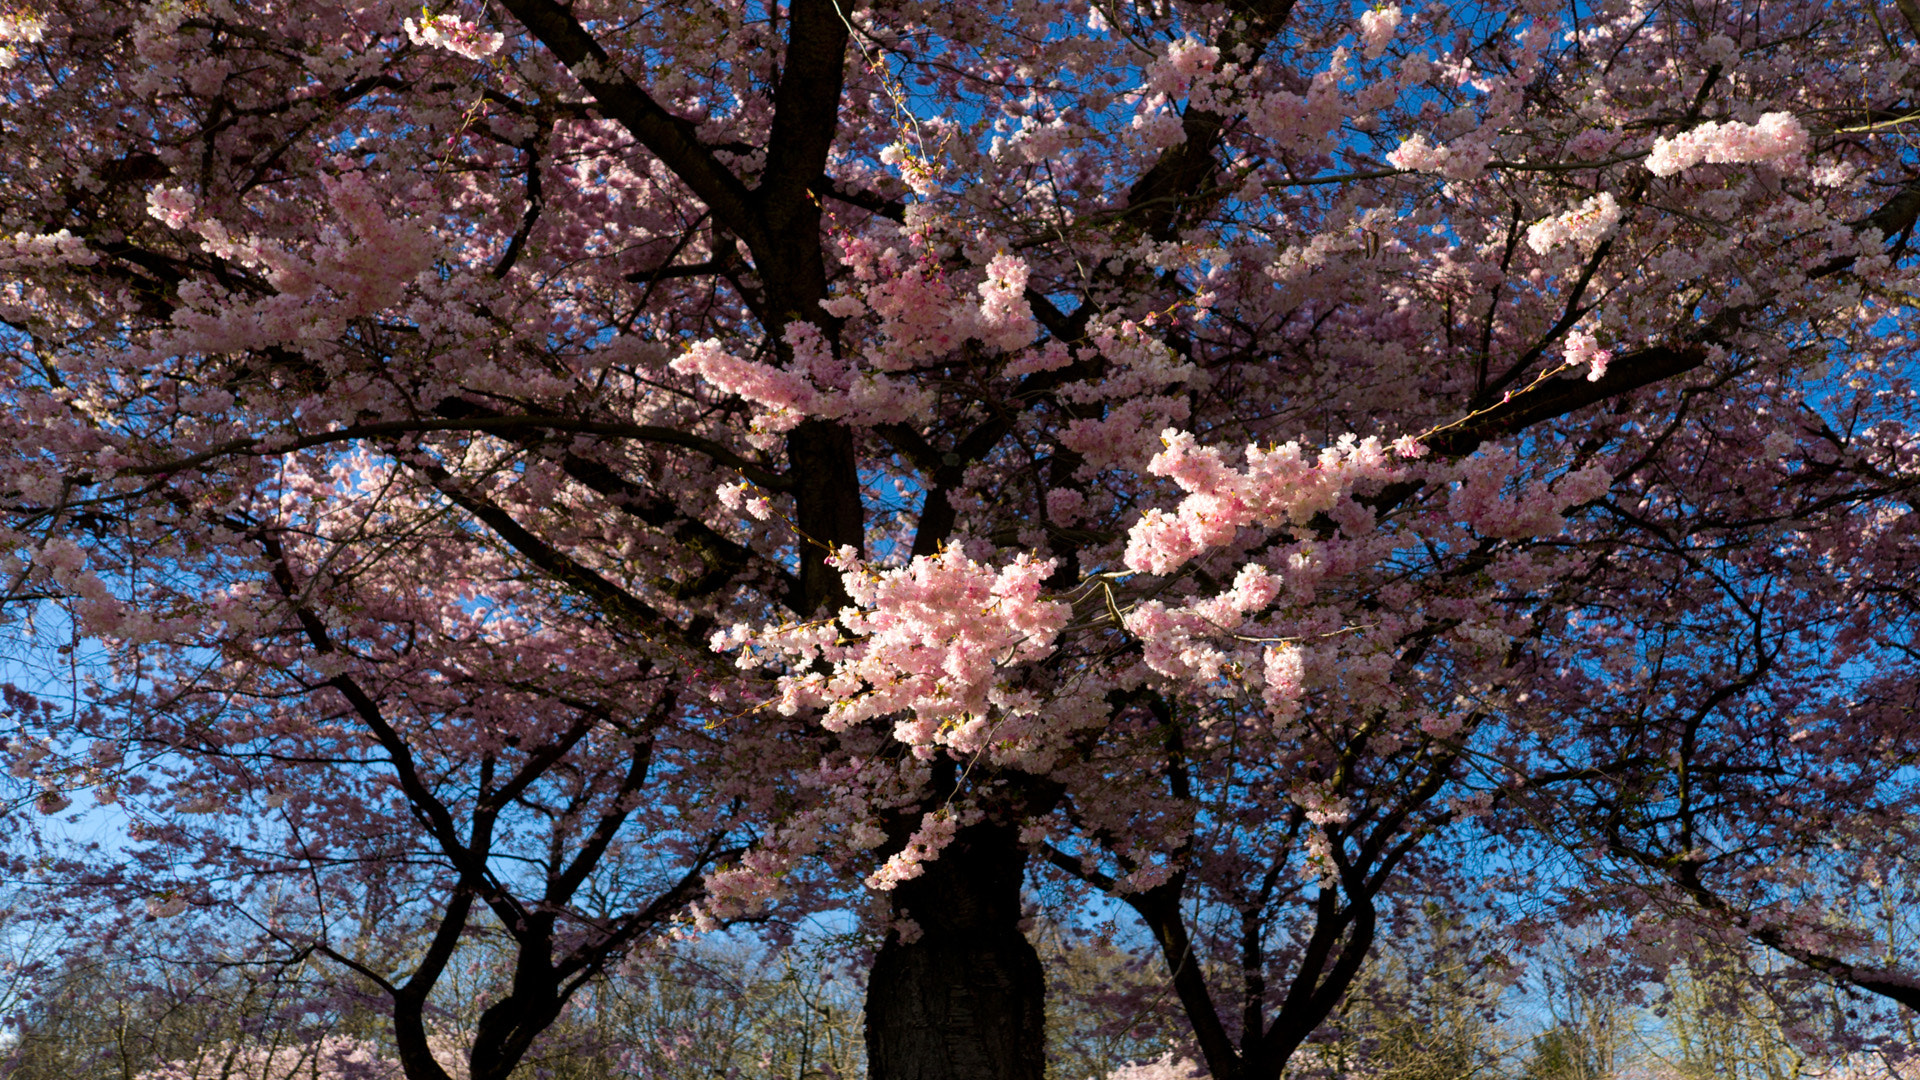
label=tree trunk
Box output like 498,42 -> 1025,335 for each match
865,821 -> 1046,1080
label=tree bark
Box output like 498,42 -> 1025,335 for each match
865,822 -> 1046,1080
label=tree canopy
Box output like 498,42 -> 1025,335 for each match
2,0 -> 1917,1077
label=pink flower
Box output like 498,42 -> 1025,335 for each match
1358,6 -> 1403,60
1385,132 -> 1492,178
1105,1053 -> 1207,1080
1387,132 -> 1444,172
33,536 -> 87,574
1646,112 -> 1808,176
976,253 -> 1037,351
1526,192 -> 1623,254
1123,430 -> 1397,574
1146,37 -> 1220,97
866,810 -> 960,890
1263,644 -> 1306,725
404,13 -> 503,60
1045,487 -> 1087,524
756,548 -> 1070,760
1564,328 -> 1613,381
1449,448 -> 1612,538
145,186 -> 197,229
672,339 -> 818,431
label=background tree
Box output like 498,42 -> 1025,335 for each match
1516,949 -> 1632,1080
1033,910 -> 1194,1080
1,917 -> 384,1080
539,934 -> 867,1080
1659,959 -> 1809,1080
1316,904 -> 1510,1080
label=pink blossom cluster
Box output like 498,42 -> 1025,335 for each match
1526,192 -> 1623,254
1130,107 -> 1188,151
22,536 -> 173,646
1563,327 -> 1613,381
1103,1053 -> 1208,1080
975,253 -> 1037,353
403,12 -> 504,60
682,249 -> 1045,429
1059,397 -> 1194,475
0,14 -> 45,43
716,480 -> 775,520
1123,580 -> 1289,687
698,749 -> 967,917
1387,132 -> 1494,179
1241,70 -> 1352,154
827,239 -> 1040,362
1290,780 -> 1353,826
1808,1054 -> 1920,1080
1262,642 -> 1307,725
671,338 -> 823,433
145,185 -> 196,229
1124,430 -> 1400,575
0,228 -> 96,268
1446,448 -> 1613,540
141,171 -> 436,356
1144,38 -> 1221,99
0,12 -> 44,69
1051,320 -> 1196,473
1645,112 -> 1809,176
865,807 -> 962,890
135,1034 -> 469,1080
1357,6 -> 1403,59
10,733 -> 55,779
995,116 -> 1080,165
699,845 -> 812,923
669,323 -> 934,432
767,548 -> 1070,753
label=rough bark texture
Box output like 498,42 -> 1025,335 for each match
866,822 -> 1046,1080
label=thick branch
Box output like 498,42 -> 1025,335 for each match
493,0 -> 768,254
413,463 -> 683,640
1130,884 -> 1245,1080
116,413 -> 790,492
1422,344 -> 1709,458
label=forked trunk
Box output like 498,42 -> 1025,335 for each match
865,821 -> 1046,1080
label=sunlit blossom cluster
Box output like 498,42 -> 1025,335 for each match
402,12 -> 503,60
1527,192 -> 1623,255
1645,112 -> 1810,176
1123,430 -> 1401,575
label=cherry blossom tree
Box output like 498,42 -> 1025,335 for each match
3,0 -> 1919,1078
135,1035 -> 460,1080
